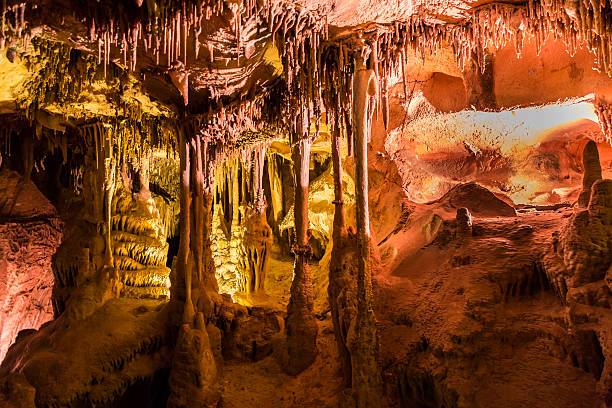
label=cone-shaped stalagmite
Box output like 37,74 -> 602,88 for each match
285,108 -> 318,375
349,61 -> 382,407
168,128 -> 219,407
578,140 -> 602,208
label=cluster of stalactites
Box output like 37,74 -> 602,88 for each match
213,141 -> 269,207
84,0 -> 321,76
595,98 -> 612,144
88,0 -> 226,75
270,2 -> 326,141
0,2 -> 30,50
195,83 -> 284,153
212,141 -> 269,237
368,0 -> 612,82
276,0 -> 612,148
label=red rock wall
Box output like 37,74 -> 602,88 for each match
0,170 -> 62,361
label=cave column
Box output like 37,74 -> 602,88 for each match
331,126 -> 346,230
231,158 -> 240,229
192,137 -> 205,286
174,126 -> 193,321
285,107 -> 318,375
102,126 -> 116,270
350,60 -> 382,406
329,123 -> 353,387
168,128 -> 218,408
266,152 -> 284,230
202,141 -> 218,291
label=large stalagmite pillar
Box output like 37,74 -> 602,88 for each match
168,129 -> 219,407
328,124 -> 357,388
174,127 -> 193,316
350,61 -> 382,406
285,108 -> 318,375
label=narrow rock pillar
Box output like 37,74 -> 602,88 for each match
332,126 -> 347,231
578,140 -> 602,208
202,141 -> 218,292
174,126 -> 193,318
191,136 -> 207,291
285,108 -> 318,375
329,124 -> 355,388
244,146 -> 272,292
350,61 -> 382,407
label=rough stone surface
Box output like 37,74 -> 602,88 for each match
431,182 -> 517,217
455,207 -> 473,237
0,170 -> 61,362
577,140 -> 602,208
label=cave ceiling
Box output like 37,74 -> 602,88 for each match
1,0 -> 610,145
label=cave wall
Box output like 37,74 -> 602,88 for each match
0,169 -> 61,361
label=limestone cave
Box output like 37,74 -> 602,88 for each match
2,0 -> 612,406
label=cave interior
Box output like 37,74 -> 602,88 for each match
3,0 -> 612,407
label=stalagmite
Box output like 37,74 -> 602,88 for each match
329,125 -> 358,388
456,207 -> 473,238
175,127 -> 193,319
349,59 -> 382,406
285,107 -> 318,376
578,140 -> 603,208
168,127 -> 219,407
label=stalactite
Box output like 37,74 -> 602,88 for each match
243,145 -> 272,293
285,107 -> 318,376
595,99 -> 612,144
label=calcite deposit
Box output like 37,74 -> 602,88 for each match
3,0 -> 612,407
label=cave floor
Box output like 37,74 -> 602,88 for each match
219,318 -> 343,408
222,207 -> 603,407
374,207 -> 601,407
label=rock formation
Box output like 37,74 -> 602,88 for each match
577,140 -> 603,208
285,110 -> 319,375
0,170 -> 61,361
455,207 -> 473,238
4,0 -> 612,406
